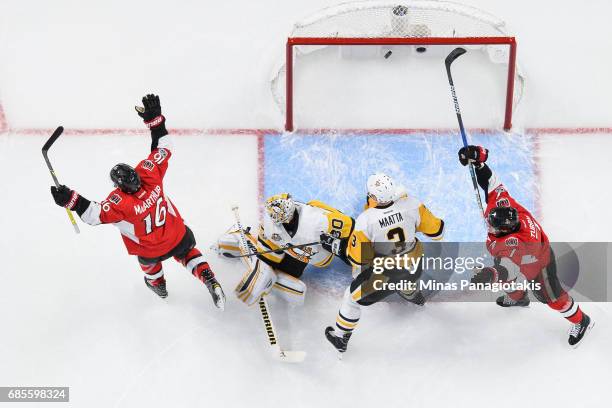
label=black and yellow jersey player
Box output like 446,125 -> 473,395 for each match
215,193 -> 354,306
324,173 -> 444,355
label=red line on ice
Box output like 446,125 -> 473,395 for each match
4,126 -> 612,136
0,104 -> 8,133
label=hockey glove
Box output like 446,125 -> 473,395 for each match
458,145 -> 488,166
135,94 -> 168,149
50,185 -> 91,215
471,265 -> 508,284
320,233 -> 345,256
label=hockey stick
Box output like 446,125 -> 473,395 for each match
224,241 -> 320,259
231,206 -> 306,363
42,126 -> 80,234
444,48 -> 486,217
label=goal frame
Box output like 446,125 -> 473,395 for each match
284,36 -> 517,132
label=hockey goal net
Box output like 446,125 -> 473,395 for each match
271,0 -> 524,131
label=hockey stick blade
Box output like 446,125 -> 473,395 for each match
42,126 -> 64,153
444,47 -> 467,68
258,297 -> 306,363
276,349 -> 306,363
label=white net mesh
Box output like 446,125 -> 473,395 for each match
271,0 -> 525,126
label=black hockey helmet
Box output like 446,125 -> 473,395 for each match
487,206 -> 520,237
110,163 -> 141,194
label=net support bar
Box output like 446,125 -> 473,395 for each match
285,36 -> 517,132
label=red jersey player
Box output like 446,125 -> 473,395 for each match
459,145 -> 593,347
50,94 -> 225,309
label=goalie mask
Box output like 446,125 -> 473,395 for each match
265,193 -> 296,224
367,173 -> 396,206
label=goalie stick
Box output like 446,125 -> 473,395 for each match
231,206 -> 306,363
42,126 -> 80,234
444,48 -> 486,218
224,241 -> 320,259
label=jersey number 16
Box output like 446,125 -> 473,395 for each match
143,197 -> 167,234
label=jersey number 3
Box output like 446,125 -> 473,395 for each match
143,197 -> 167,234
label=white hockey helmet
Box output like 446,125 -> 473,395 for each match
265,193 -> 296,224
367,173 -> 396,206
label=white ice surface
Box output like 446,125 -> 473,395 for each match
1,134 -> 611,408
1,0 -> 612,407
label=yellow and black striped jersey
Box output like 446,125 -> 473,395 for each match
257,200 -> 354,277
347,195 -> 444,272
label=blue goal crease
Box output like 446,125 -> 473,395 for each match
262,130 -> 536,292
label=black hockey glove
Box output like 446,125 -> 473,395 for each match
458,145 -> 488,167
50,185 -> 91,216
320,233 -> 345,257
470,264 -> 508,284
135,94 -> 168,150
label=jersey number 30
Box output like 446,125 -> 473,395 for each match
143,197 -> 167,234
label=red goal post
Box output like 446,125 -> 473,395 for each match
285,36 -> 517,132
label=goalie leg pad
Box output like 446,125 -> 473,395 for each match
216,228 -> 256,258
235,259 -> 277,306
273,272 -> 306,306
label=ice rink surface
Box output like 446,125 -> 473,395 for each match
1,0 -> 612,407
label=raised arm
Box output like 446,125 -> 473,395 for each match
135,94 -> 169,152
136,94 -> 173,179
458,145 -> 502,204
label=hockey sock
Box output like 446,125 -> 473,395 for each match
335,287 -> 361,335
549,293 -> 583,324
176,248 -> 214,282
140,261 -> 164,285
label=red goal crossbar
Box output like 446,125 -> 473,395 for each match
285,36 -> 517,132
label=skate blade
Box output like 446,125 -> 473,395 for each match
276,350 -> 306,363
571,319 -> 595,349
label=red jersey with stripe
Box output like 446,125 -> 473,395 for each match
485,184 -> 550,278
80,137 -> 186,258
